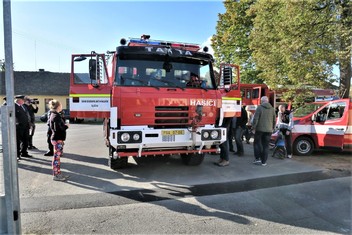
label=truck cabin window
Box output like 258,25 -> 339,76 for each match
115,58 -> 215,89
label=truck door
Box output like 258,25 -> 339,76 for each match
70,53 -> 112,119
219,64 -> 242,118
252,86 -> 262,107
312,100 -> 349,149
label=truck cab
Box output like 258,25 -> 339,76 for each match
291,98 -> 352,155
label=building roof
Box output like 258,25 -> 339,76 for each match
0,71 -> 70,96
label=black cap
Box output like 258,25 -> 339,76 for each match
15,95 -> 25,100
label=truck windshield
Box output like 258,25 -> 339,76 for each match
294,102 -> 326,118
115,58 -> 215,89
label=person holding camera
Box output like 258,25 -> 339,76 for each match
24,96 -> 39,149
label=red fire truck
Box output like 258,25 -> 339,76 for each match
69,35 -> 241,169
241,84 -> 275,112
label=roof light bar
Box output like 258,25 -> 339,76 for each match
126,37 -> 201,52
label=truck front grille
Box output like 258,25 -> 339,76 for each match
154,106 -> 189,127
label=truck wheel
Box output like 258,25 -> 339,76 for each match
109,146 -> 128,170
181,153 -> 205,166
293,136 -> 314,156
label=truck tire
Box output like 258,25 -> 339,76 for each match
109,146 -> 128,170
293,136 -> 314,156
181,153 -> 205,166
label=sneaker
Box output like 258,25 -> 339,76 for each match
218,160 -> 229,167
53,174 -> 68,181
262,163 -> 267,166
21,154 -> 33,158
253,159 -> 261,164
287,154 -> 292,159
44,151 -> 54,156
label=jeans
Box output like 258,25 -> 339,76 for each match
284,130 -> 292,155
28,123 -> 36,147
253,131 -> 272,164
228,128 -> 234,152
234,126 -> 244,154
219,139 -> 229,161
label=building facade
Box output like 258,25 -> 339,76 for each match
0,70 -> 70,117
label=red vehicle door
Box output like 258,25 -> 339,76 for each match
69,53 -> 112,119
252,86 -> 262,107
312,99 -> 350,149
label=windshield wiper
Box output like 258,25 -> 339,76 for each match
120,76 -> 159,90
150,78 -> 185,91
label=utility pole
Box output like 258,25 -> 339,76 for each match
0,0 -> 22,234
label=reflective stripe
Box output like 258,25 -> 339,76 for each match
293,125 -> 350,135
70,94 -> 110,97
222,97 -> 241,101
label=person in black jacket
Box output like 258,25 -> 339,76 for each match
24,96 -> 39,149
233,106 -> 248,156
48,99 -> 69,181
14,95 -> 32,159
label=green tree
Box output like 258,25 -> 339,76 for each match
249,0 -> 351,100
212,0 -> 262,84
213,0 -> 351,102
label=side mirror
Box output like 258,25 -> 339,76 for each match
222,67 -> 232,86
89,59 -> 97,80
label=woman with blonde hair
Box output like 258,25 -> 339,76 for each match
49,100 -> 69,181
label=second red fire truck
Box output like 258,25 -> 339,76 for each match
69,35 -> 242,169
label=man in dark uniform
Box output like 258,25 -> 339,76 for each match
14,95 -> 32,159
24,96 -> 39,149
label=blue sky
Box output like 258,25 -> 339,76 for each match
0,0 -> 225,73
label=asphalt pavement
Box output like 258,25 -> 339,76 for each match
11,123 -> 352,234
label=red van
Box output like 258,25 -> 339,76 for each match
291,98 -> 352,156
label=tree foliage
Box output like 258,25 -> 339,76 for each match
212,0 -> 262,84
212,0 -> 351,101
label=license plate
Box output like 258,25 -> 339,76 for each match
161,130 -> 185,136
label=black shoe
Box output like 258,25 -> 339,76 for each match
21,154 -> 33,158
229,149 -> 235,152
234,151 -> 244,156
44,151 -> 53,156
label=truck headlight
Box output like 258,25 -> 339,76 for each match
133,133 -> 140,141
121,133 -> 130,142
202,131 -> 209,139
117,131 -> 142,144
201,129 -> 221,140
210,130 -> 219,139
